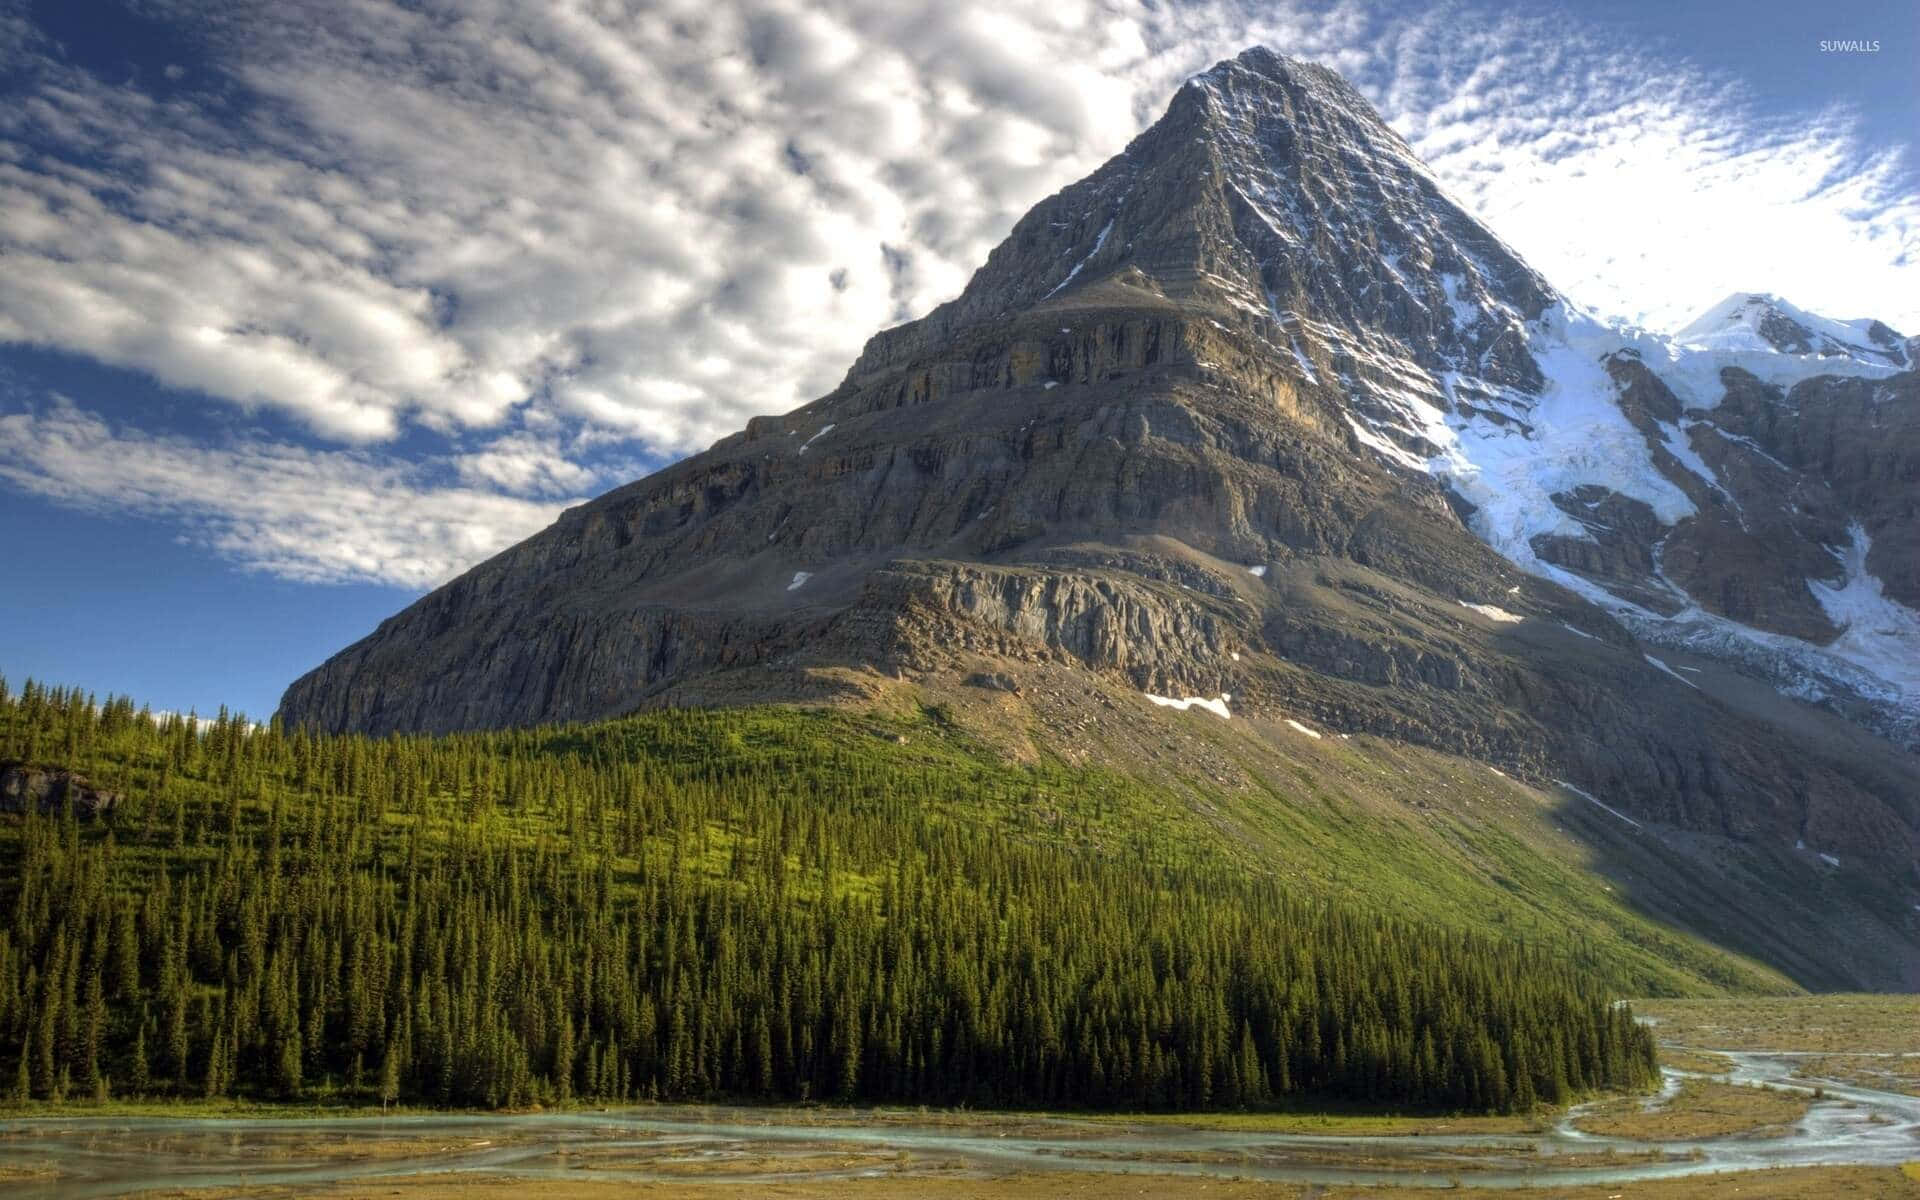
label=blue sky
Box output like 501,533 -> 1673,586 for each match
0,0 -> 1915,722
1584,1 -> 1916,151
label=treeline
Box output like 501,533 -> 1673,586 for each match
0,678 -> 1656,1112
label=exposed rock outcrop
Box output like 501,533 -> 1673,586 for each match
1712,368 -> 1920,609
0,763 -> 119,818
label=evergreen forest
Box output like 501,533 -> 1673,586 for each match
0,679 -> 1658,1113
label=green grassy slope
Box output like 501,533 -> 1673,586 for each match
1048,699 -> 1892,994
604,700 -> 1785,995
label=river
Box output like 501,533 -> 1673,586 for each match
3,1050 -> 1916,1196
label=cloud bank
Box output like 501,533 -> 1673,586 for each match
0,399 -> 579,588
0,0 -> 1913,586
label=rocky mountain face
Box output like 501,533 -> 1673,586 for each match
281,49 -> 1920,886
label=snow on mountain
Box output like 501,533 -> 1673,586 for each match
1647,292 -> 1911,405
1676,292 -> 1908,366
1157,56 -> 1920,728
1427,306 -> 1697,546
1811,525 -> 1920,698
1414,298 -> 1920,727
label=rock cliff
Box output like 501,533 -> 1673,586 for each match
0,763 -> 119,818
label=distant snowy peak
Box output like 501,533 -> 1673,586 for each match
1674,293 -> 1908,369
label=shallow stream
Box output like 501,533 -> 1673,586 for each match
3,1050 -> 1916,1196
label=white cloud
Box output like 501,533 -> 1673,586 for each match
450,431 -> 601,497
0,399 -> 585,588
0,0 -> 1913,588
1354,8 -> 1920,331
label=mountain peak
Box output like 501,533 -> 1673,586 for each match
1219,43 -> 1294,72
1175,45 -> 1418,177
1674,292 -> 1908,367
843,46 -> 1555,400
1192,45 -> 1346,90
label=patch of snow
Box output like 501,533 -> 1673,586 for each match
1246,564 -> 1267,577
1806,523 -> 1920,699
1559,623 -> 1597,640
1284,718 -> 1322,739
1044,215 -> 1116,298
797,423 -> 836,454
1439,273 -> 1479,331
1656,419 -> 1726,496
1487,765 -> 1505,778
1643,654 -> 1699,689
1617,599 -> 1918,741
150,710 -> 264,733
1343,415 -> 1427,471
1653,300 -> 1903,406
787,571 -> 812,591
1288,335 -> 1319,382
1459,601 -> 1523,623
1819,852 -> 1841,868
1330,307 -> 1707,574
1144,693 -> 1231,720
1043,381 -> 1059,389
1701,423 -> 1790,471
1555,780 -> 1643,829
1230,651 -> 1240,661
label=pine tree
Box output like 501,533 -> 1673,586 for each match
380,1045 -> 400,1111
131,1025 -> 150,1096
203,1028 -> 228,1099
277,1029 -> 303,1099
554,1012 -> 575,1103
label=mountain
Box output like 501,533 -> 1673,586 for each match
280,49 -> 1920,984
1674,292 -> 1912,368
